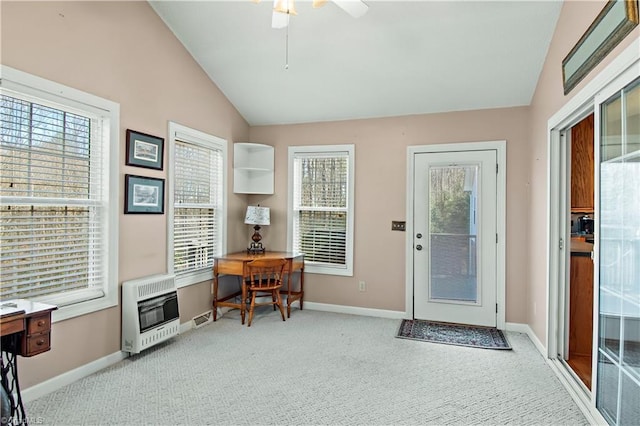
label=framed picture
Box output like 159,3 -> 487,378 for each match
124,174 -> 165,214
562,0 -> 638,94
126,129 -> 164,170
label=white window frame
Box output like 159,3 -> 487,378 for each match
0,66 -> 119,322
287,144 -> 355,276
167,122 -> 227,288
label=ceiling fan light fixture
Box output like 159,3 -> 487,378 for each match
274,0 -> 297,15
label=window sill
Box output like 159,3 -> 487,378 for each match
305,264 -> 353,277
34,289 -> 118,323
176,269 -> 214,289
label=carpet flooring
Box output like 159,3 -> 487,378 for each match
396,319 -> 512,350
25,309 -> 587,425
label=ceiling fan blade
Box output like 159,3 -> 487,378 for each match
312,0 -> 328,8
332,0 -> 368,18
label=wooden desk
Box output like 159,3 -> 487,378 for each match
213,251 -> 304,324
1,300 -> 57,425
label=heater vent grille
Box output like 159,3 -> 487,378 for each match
134,275 -> 177,300
192,310 -> 212,329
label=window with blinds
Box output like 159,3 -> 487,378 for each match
289,145 -> 355,276
172,137 -> 224,279
0,93 -> 108,302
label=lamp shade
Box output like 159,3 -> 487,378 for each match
244,206 -> 270,226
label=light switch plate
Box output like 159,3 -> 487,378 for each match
391,221 -> 406,231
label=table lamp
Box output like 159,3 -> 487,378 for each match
244,206 -> 270,254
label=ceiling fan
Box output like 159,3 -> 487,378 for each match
257,0 -> 369,29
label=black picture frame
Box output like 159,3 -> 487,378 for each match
124,174 -> 165,214
562,0 -> 639,95
126,129 -> 164,170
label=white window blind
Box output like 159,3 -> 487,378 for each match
290,146 -> 354,276
173,139 -> 223,276
0,93 -> 107,301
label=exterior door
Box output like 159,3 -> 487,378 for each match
413,150 -> 497,327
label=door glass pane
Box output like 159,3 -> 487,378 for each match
623,315 -> 640,380
624,81 -> 639,155
597,352 -> 619,425
429,165 -> 478,303
597,76 -> 640,425
601,95 -> 622,161
620,371 -> 640,425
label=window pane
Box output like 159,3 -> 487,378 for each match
0,93 -> 103,303
0,206 -> 99,299
174,207 -> 216,274
0,96 -> 91,199
173,138 -> 223,276
295,156 -> 348,208
295,210 -> 346,265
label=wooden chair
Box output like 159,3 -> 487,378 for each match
245,258 -> 288,327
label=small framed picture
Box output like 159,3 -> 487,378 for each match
124,174 -> 165,214
126,129 -> 164,170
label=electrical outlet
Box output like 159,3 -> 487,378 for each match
391,221 -> 406,231
358,281 -> 366,292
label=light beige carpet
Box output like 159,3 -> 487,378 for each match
26,309 -> 587,425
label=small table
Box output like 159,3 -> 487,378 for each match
1,300 -> 57,425
213,251 -> 304,324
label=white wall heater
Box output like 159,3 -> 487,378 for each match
122,274 -> 180,354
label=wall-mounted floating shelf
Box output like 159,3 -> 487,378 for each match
233,142 -> 274,194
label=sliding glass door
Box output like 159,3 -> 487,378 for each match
596,76 -> 640,425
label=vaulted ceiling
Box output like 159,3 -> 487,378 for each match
149,1 -> 563,126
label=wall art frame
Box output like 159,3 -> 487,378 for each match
124,174 -> 165,214
125,129 -> 164,170
562,0 -> 639,95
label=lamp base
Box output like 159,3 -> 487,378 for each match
247,224 -> 266,254
247,242 -> 266,254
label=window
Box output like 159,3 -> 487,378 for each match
0,66 -> 119,320
288,145 -> 355,276
168,122 -> 226,287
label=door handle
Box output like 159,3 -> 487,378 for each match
416,244 -> 423,251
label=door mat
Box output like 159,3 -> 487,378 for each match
396,319 -> 512,350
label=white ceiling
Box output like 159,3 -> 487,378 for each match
149,0 -> 563,126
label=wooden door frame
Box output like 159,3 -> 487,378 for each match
405,141 -> 506,330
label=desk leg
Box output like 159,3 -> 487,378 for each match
299,266 -> 304,311
1,335 -> 27,426
240,280 -> 246,325
285,266 -> 304,318
213,272 -> 219,322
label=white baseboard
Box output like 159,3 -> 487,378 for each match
506,322 -> 547,356
179,320 -> 193,334
22,350 -> 128,403
304,302 -> 405,319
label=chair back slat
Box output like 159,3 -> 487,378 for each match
246,258 -> 287,290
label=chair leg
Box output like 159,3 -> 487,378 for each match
275,290 -> 285,321
272,292 -> 277,311
248,291 -> 257,327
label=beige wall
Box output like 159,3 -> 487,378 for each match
1,1 -> 251,388
526,0 -> 640,343
250,108 -> 531,315
3,0 -> 639,392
